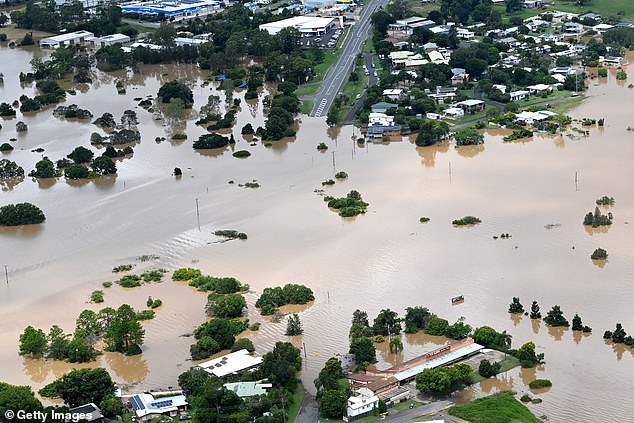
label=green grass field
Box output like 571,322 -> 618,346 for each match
295,84 -> 320,97
286,383 -> 306,423
448,391 -> 542,423
469,356 -> 521,384
550,0 -> 634,20
301,99 -> 314,115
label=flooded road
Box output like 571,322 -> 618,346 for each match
1,45 -> 634,421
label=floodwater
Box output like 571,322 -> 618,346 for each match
1,43 -> 634,422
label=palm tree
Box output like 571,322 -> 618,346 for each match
497,330 -> 512,349
389,338 -> 403,354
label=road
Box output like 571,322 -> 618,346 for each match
343,53 -> 378,124
310,0 -> 389,117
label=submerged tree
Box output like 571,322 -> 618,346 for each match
286,313 -> 303,336
508,297 -> 524,314
543,305 -> 569,327
389,337 -> 403,354
530,301 -> 542,319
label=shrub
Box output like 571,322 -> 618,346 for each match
0,143 -> 14,151
317,142 -> 328,150
543,305 -> 569,327
503,129 -> 533,142
64,164 -> 89,180
189,276 -> 245,293
424,317 -> 449,336
141,269 -> 166,282
520,394 -> 532,403
452,216 -> 481,226
335,171 -> 348,179
0,203 -> 46,226
529,379 -> 552,389
172,133 -> 187,140
596,196 -> 614,206
419,217 -> 430,223
193,133 -> 230,149
16,121 -> 28,132
172,268 -> 202,281
322,179 -> 335,186
326,190 -> 369,217
112,264 -> 134,273
117,274 -> 142,288
241,123 -> 255,134
102,281 -> 113,288
591,248 -> 608,260
232,150 -> 251,158
90,290 -> 104,303
0,159 -> 24,178
174,167 -> 182,176
249,322 -> 261,331
255,283 -> 314,313
508,297 -> 524,313
374,335 -> 385,343
231,337 -> 255,352
136,310 -> 155,320
214,230 -> 247,240
583,207 -> 612,227
478,359 -> 501,378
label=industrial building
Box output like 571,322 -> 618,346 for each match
259,16 -> 338,36
39,30 -> 95,49
120,0 -> 221,17
89,33 -> 131,48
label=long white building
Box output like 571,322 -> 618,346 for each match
39,30 -> 95,49
259,16 -> 337,36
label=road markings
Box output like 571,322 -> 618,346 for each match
315,99 -> 327,117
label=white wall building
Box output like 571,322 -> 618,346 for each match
344,395 -> 378,422
302,0 -> 336,8
382,88 -> 404,101
369,112 -> 395,127
90,33 -> 130,48
259,16 -> 337,36
39,30 -> 94,49
196,349 -> 263,377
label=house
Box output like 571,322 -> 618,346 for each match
356,377 -> 399,398
509,90 -> 529,101
174,37 -> 206,46
551,73 -> 567,83
383,89 -> 405,101
366,125 -> 402,139
422,42 -> 438,52
593,23 -> 615,35
129,393 -> 189,421
429,25 -> 451,35
443,107 -> 464,118
344,395 -> 378,422
456,28 -> 474,40
526,84 -> 551,94
451,68 -> 469,85
456,99 -> 485,114
562,22 -> 582,34
371,102 -> 398,113
514,110 -> 555,126
600,56 -> 627,66
39,30 -> 94,49
389,50 -> 415,67
68,403 -> 104,423
196,349 -> 263,377
369,112 -> 395,126
426,113 -> 442,120
427,50 -> 448,65
348,373 -> 379,385
522,0 -> 542,8
223,381 -> 272,397
579,12 -> 602,24
492,84 -> 507,93
89,33 -> 130,48
551,66 -> 576,76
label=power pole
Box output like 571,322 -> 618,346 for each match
4,265 -> 8,284
195,198 -> 200,230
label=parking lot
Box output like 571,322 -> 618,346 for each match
299,25 -> 344,49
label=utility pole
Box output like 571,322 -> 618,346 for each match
332,151 -> 336,169
4,265 -> 8,284
195,198 -> 200,230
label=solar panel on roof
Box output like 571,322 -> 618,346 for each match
130,396 -> 145,410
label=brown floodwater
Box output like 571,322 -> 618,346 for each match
2,46 -> 634,422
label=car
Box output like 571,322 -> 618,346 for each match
315,37 -> 321,42
371,62 -> 375,68
355,94 -> 361,100
409,403 -> 415,409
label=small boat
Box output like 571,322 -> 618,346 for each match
451,295 -> 464,304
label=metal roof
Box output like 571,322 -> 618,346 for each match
392,342 -> 483,382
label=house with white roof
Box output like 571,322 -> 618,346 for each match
196,349 -> 263,377
443,107 -> 464,118
509,90 -> 530,101
383,88 -> 405,101
129,393 -> 189,421
456,99 -> 485,114
593,23 -> 615,35
427,50 -> 448,65
39,30 -> 95,49
223,381 -> 272,397
514,110 -> 555,126
89,33 -> 130,48
344,395 -> 379,422
527,84 -> 551,94
369,112 -> 394,126
456,28 -> 474,40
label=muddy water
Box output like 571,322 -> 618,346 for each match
2,46 -> 634,421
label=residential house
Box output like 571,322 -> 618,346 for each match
492,84 -> 507,93
429,25 -> 451,35
514,110 -> 555,126
450,68 -> 469,86
600,56 -> 627,66
579,12 -> 602,24
347,373 -> 379,385
389,50 -> 415,67
196,349 -> 263,377
383,89 -> 405,101
223,381 -> 272,397
456,99 -> 485,114
427,50 -> 448,65
407,20 -> 436,32
522,0 -> 543,8
366,125 -> 402,139
129,393 -> 189,422
356,377 -> 399,398
68,404 -> 104,423
562,22 -> 582,34
527,84 -> 551,95
371,102 -> 398,113
456,28 -> 474,40
174,37 -> 206,46
593,23 -> 615,35
551,66 -> 577,76
443,107 -> 464,118
368,112 -> 395,126
344,395 -> 379,422
428,86 -> 457,104
422,42 -> 438,52
509,90 -> 530,101
426,113 -> 442,120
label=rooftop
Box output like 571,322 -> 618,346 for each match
129,393 -> 188,418
197,349 -> 263,377
391,342 -> 483,382
223,381 -> 272,397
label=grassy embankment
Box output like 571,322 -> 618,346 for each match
286,383 -> 306,423
318,397 -> 420,423
469,356 -> 521,384
551,0 -> 634,20
335,56 -> 371,122
448,390 -> 542,423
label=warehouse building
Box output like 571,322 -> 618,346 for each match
120,0 -> 220,17
259,16 -> 338,36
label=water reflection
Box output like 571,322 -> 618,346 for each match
415,142 -> 449,168
104,352 -> 149,383
531,319 -> 541,335
546,325 -> 566,342
455,144 -> 485,159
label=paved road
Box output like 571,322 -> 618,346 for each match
343,53 -> 378,124
310,0 -> 389,117
381,401 -> 453,423
295,394 -> 319,423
